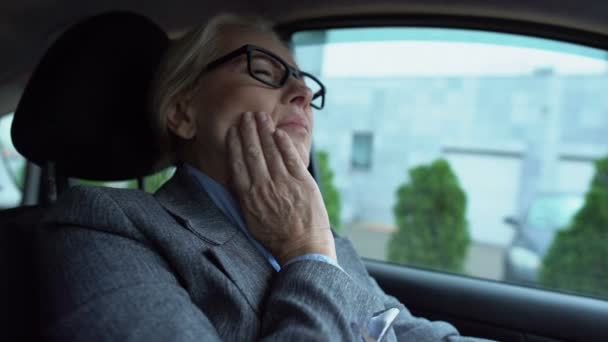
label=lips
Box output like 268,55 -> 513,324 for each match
276,114 -> 309,133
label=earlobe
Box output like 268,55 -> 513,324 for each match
166,100 -> 197,139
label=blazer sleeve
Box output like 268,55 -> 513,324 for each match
261,260 -> 386,340
260,259 -> 483,341
366,275 -> 466,341
325,236 -> 493,342
363,268 -> 493,341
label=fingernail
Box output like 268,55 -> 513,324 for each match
244,112 -> 252,122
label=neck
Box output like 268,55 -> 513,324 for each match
179,150 -> 231,190
193,160 -> 230,187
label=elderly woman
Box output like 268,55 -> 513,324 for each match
37,14 -> 486,342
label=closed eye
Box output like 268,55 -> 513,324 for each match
250,57 -> 282,82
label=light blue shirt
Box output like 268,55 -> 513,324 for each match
185,164 -> 341,272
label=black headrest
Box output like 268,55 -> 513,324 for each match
11,12 -> 170,180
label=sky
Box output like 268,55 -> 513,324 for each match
321,41 -> 608,77
293,27 -> 608,78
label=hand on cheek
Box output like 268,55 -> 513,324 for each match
226,111 -> 336,265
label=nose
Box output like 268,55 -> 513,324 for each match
282,74 -> 313,109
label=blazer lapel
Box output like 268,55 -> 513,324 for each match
155,167 -> 237,245
155,167 -> 274,314
207,234 -> 275,314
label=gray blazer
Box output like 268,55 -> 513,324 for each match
37,167 -> 482,341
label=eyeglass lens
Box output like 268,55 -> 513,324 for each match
249,49 -> 324,109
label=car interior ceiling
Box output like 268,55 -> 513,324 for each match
2,1 -> 608,341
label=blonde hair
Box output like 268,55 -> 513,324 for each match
150,14 -> 282,160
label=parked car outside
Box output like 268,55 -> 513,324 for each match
504,192 -> 584,285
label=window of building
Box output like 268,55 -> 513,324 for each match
351,132 -> 373,170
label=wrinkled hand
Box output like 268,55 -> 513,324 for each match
227,111 -> 336,265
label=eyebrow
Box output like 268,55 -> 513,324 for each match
250,54 -> 284,67
227,54 -> 248,68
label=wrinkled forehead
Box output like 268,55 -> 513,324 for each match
216,28 -> 298,68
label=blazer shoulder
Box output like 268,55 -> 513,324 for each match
41,185 -> 158,237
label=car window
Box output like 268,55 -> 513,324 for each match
0,113 -> 26,209
143,167 -> 175,193
76,167 -> 175,193
526,195 -> 584,230
293,28 -> 608,300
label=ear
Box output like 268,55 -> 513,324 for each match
166,97 -> 197,140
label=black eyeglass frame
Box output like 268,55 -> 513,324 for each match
202,44 -> 326,110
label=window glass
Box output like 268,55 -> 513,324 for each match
293,28 -> 608,300
76,178 -> 139,189
352,132 -> 373,170
76,167 -> 175,193
525,195 -> 584,230
144,167 -> 175,193
0,113 -> 26,208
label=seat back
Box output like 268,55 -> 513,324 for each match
0,205 -> 47,341
0,11 -> 169,340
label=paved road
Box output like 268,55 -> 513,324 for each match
343,222 -> 506,281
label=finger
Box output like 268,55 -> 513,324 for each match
227,126 -> 251,192
274,129 -> 309,180
256,112 -> 288,179
240,112 -> 271,182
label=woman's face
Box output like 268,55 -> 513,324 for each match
178,29 -> 314,182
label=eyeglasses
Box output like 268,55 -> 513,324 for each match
202,44 -> 326,110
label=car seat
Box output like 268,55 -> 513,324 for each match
0,11 -> 169,341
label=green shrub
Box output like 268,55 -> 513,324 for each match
540,157 -> 608,299
144,167 -> 175,193
388,159 -> 470,273
316,150 -> 342,232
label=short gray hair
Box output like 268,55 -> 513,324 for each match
150,14 -> 282,159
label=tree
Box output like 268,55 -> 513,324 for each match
388,159 -> 470,273
540,157 -> 608,299
316,150 -> 342,232
75,167 -> 174,192
144,167 -> 175,193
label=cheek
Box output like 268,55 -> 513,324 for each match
308,110 -> 315,132
193,84 -> 280,148
200,114 -> 234,147
206,85 -> 280,118
191,106 -> 235,154
218,78 -> 280,106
